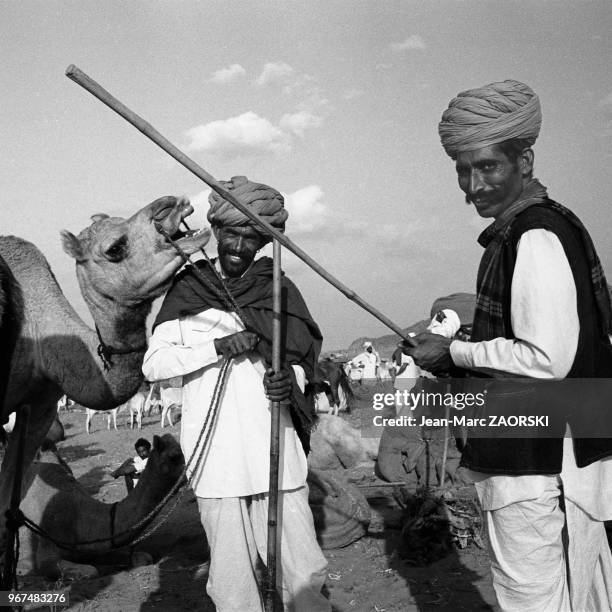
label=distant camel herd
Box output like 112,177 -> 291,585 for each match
57,379 -> 182,434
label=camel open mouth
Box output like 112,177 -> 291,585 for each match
152,197 -> 211,255
173,226 -> 212,254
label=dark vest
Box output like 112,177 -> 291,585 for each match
460,202 -> 612,474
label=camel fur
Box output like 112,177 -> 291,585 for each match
18,433 -> 185,580
0,195 -> 210,550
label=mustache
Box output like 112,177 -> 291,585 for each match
465,193 -> 493,205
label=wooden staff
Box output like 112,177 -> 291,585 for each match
65,65 -> 416,348
440,404 -> 451,489
264,240 -> 282,612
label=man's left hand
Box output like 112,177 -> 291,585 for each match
401,332 -> 454,375
264,368 -> 293,402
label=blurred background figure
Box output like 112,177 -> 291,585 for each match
111,438 -> 151,492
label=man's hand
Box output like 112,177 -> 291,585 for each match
214,331 -> 259,359
401,332 -> 454,376
263,367 -> 293,402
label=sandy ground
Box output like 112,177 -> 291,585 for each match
12,389 -> 499,612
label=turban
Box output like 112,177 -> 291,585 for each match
438,80 -> 541,158
207,176 -> 288,238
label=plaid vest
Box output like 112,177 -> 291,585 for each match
461,201 -> 612,474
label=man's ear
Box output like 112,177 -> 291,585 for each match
519,148 -> 534,177
212,226 -> 221,242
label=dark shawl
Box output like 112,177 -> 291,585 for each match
154,257 -> 323,453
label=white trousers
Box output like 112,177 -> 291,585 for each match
479,478 -> 612,611
197,487 -> 330,612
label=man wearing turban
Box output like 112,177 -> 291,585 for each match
143,176 -> 330,611
405,80 -> 612,610
351,340 -> 381,381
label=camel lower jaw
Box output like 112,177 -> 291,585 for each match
173,227 -> 211,254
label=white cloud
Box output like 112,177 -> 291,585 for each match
281,73 -> 315,96
208,63 -> 246,83
256,62 -> 294,86
188,188 -> 211,212
390,35 -> 427,52
184,111 -> 290,157
279,111 -> 323,137
284,185 -> 329,233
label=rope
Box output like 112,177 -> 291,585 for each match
95,325 -> 147,371
156,223 -> 254,330
18,359 -> 232,552
12,223 -> 247,555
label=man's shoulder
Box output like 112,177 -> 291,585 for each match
511,201 -> 578,241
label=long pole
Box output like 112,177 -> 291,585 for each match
265,240 -> 282,612
65,65 -> 416,348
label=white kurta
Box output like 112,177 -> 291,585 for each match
142,308 -> 307,498
351,350 -> 379,379
132,456 -> 148,486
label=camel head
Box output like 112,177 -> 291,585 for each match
60,196 -> 211,307
150,433 -> 185,480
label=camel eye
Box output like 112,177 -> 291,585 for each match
104,236 -> 128,262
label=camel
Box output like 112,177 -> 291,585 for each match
56,395 -> 75,413
314,360 -> 353,416
18,433 -> 185,579
85,406 -> 120,434
145,380 -> 181,428
0,195 -> 210,550
127,389 -> 147,430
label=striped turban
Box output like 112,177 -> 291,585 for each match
207,176 -> 288,239
438,80 -> 541,159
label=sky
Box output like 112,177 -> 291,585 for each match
2,1 -> 612,351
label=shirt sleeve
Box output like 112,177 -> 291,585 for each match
292,365 -> 306,392
142,318 -> 221,381
450,229 -> 579,378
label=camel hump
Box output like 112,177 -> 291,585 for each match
0,236 -> 49,268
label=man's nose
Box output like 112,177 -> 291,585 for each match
468,169 -> 485,194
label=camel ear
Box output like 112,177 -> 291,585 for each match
153,435 -> 162,451
60,230 -> 86,262
90,213 -> 110,223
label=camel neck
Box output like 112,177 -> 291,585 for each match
77,269 -> 149,351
